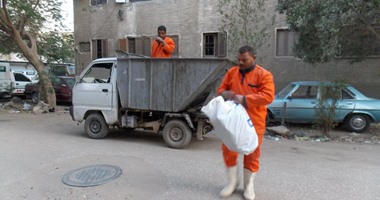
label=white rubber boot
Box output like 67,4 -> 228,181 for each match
243,168 -> 256,200
219,165 -> 238,197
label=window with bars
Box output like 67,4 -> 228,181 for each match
203,32 -> 227,57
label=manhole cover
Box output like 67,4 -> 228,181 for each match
62,164 -> 122,187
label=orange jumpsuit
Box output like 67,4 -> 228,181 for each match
217,64 -> 275,172
150,37 -> 175,58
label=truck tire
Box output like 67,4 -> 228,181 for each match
162,119 -> 192,149
84,113 -> 109,139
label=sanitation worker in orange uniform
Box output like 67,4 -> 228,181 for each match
151,25 -> 175,58
217,45 -> 275,200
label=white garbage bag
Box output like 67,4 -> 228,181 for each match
201,96 -> 258,155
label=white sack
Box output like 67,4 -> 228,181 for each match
201,96 -> 258,155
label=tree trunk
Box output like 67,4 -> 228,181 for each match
11,30 -> 57,108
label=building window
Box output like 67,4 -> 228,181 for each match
276,28 -> 298,57
91,0 -> 107,6
125,37 -> 151,56
91,39 -> 108,60
203,32 -> 227,57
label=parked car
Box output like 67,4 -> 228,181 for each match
0,62 -> 13,98
267,81 -> 380,133
24,76 -> 75,104
11,72 -> 38,96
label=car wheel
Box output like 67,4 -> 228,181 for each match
31,92 -> 40,104
162,119 -> 192,149
344,114 -> 370,133
84,113 -> 109,139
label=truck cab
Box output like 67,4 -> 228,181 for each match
70,53 -> 232,148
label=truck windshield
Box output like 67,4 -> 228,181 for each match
82,63 -> 113,83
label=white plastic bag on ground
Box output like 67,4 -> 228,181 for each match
201,96 -> 258,155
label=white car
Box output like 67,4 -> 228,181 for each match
11,72 -> 37,96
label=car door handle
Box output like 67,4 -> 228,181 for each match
311,101 -> 316,104
102,89 -> 108,92
346,102 -> 354,105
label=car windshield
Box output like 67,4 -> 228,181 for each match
64,78 -> 76,88
277,84 -> 296,98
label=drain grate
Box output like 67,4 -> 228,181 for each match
62,164 -> 122,187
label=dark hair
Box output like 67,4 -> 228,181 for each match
238,45 -> 255,55
158,25 -> 167,32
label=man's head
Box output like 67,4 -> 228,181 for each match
157,25 -> 167,39
238,45 -> 256,69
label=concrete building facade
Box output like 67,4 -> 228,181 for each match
73,0 -> 380,98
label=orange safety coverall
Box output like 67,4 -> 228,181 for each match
150,37 -> 175,58
217,64 -> 275,172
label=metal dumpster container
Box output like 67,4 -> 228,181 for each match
117,57 -> 233,112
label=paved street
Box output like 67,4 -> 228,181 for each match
0,109 -> 379,200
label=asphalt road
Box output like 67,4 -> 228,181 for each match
0,109 -> 379,200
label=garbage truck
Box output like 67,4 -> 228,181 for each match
70,51 -> 232,148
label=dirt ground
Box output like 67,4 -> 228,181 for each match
278,122 -> 380,144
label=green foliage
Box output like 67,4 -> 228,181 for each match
38,32 -> 74,63
313,81 -> 348,136
218,0 -> 275,59
277,0 -> 380,64
0,1 -> 73,63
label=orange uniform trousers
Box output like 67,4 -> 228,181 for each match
222,129 -> 264,172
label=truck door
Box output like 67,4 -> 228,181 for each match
73,62 -> 114,110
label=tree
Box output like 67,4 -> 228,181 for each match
313,81 -> 347,136
218,0 -> 275,59
0,0 -> 73,108
277,0 -> 380,64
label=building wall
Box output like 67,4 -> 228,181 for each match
74,0 -> 223,72
74,0 -> 380,98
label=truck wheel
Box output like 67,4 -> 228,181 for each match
344,114 -> 370,133
84,113 -> 109,139
162,119 -> 192,149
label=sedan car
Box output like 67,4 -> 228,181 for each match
24,76 -> 75,104
267,81 -> 380,133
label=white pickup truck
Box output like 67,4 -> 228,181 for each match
70,52 -> 232,148
0,62 -> 14,99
